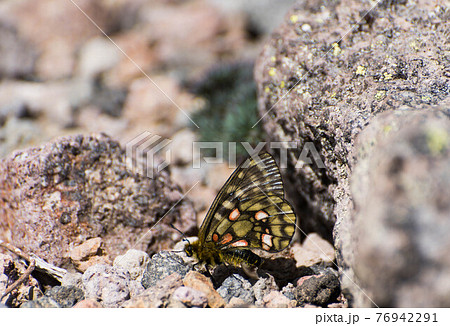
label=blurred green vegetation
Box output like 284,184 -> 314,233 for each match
188,62 -> 266,161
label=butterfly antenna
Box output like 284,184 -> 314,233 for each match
169,223 -> 191,246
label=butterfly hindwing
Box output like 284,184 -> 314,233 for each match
199,152 -> 296,253
213,195 -> 296,252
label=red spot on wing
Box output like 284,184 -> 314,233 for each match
220,233 -> 233,244
255,210 -> 269,220
230,240 -> 248,247
212,233 -> 219,242
229,208 -> 240,221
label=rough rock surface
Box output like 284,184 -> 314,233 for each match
171,286 -> 208,308
60,272 -> 83,289
73,298 -> 103,308
70,237 -> 110,273
349,109 -> 450,307
296,273 -> 340,307
217,274 -> 254,304
281,282 -> 296,300
20,296 -> 60,308
253,274 -> 279,306
261,290 -> 292,308
256,0 -> 449,239
113,249 -> 150,282
255,0 -> 449,307
0,133 -> 196,269
183,271 -> 226,308
45,285 -> 85,308
290,232 -> 335,267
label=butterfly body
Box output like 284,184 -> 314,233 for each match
185,152 -> 296,269
187,240 -> 262,267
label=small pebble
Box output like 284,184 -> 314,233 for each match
141,251 -> 191,289
183,271 -> 225,308
123,273 -> 183,308
20,297 -> 60,308
301,23 -> 312,32
281,283 -> 296,300
217,274 -> 254,304
114,249 -> 150,281
45,285 -> 85,308
253,274 -> 278,306
82,264 -> 131,308
296,273 -> 340,306
172,286 -> 208,308
73,299 -> 103,308
70,238 -> 102,262
262,291 -> 291,308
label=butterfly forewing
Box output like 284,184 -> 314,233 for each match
199,153 -> 282,241
198,152 -> 296,254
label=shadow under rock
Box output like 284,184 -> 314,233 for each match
210,257 -> 315,289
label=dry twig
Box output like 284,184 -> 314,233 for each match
0,240 -> 36,300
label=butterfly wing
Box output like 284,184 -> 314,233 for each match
198,152 -> 296,253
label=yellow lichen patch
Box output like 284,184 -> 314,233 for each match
270,56 -> 276,62
375,90 -> 386,101
409,41 -> 419,51
383,125 -> 392,134
383,72 -> 393,81
264,86 -> 271,93
421,95 -> 431,102
268,67 -> 276,77
426,127 -> 449,156
280,81 -> 285,88
356,65 -> 366,76
332,42 -> 341,56
290,15 -> 299,23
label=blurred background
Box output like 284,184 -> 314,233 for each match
0,0 -> 297,224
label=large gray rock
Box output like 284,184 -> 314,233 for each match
347,109 -> 450,307
254,0 -> 449,307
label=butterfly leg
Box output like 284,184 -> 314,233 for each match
204,264 -> 223,288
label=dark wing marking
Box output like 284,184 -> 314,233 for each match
215,195 -> 296,252
198,152 -> 296,252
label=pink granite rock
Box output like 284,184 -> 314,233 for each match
0,133 -> 196,269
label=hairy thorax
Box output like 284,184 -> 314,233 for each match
186,240 -> 262,268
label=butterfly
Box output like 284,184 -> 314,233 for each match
184,152 -> 296,269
